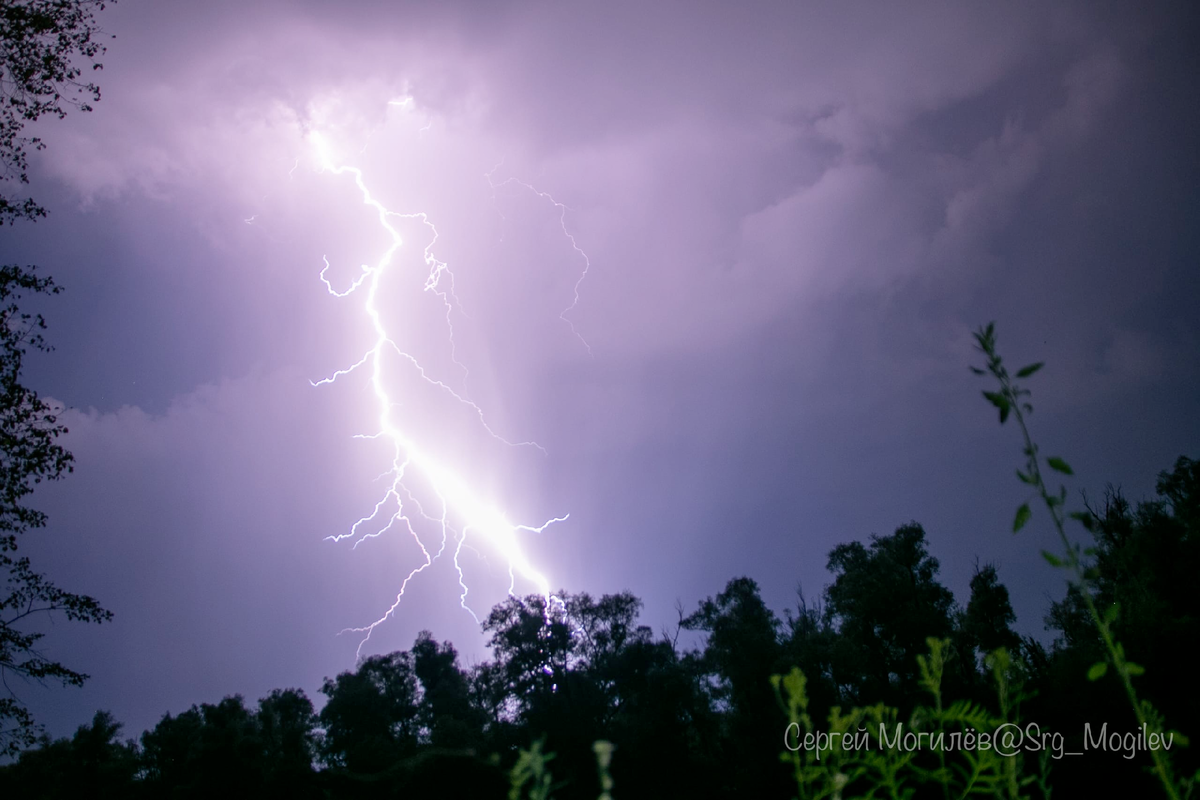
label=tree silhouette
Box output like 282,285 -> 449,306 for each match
824,522 -> 955,708
0,0 -> 115,755
257,688 -> 320,798
0,0 -> 113,224
140,695 -> 268,798
601,629 -> 718,799
411,630 -> 486,750
683,576 -> 790,798
482,592 -> 632,797
481,593 -> 573,725
0,710 -> 137,798
781,589 -> 839,722
2,453 -> 1197,797
958,563 -> 1021,658
0,266 -> 111,756
319,650 -> 421,774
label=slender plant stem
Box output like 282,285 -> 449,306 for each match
978,328 -> 1181,800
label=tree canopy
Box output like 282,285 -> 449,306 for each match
1,0 -> 113,223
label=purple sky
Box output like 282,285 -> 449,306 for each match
7,0 -> 1199,741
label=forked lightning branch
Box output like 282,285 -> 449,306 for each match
304,111 -> 586,657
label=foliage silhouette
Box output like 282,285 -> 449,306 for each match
0,710 -> 136,798
412,630 -> 487,750
0,0 -> 114,224
0,0 -> 116,755
824,522 -> 955,710
683,575 -> 791,797
319,650 -> 421,773
0,266 -> 111,756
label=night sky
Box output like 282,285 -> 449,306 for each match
7,0 -> 1199,742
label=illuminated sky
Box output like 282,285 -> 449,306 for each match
7,0 -> 1199,740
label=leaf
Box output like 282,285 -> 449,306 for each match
1013,503 -> 1031,533
1087,662 -> 1108,681
1041,550 -> 1063,567
969,366 -> 985,376
1015,362 -> 1044,378
1047,457 -> 1073,475
1103,603 -> 1120,625
982,390 -> 1007,409
1125,662 -> 1145,677
1016,469 -> 1035,485
982,390 -> 1011,424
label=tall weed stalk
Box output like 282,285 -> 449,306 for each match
970,323 -> 1189,798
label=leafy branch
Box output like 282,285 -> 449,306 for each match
970,322 -> 1187,799
0,0 -> 114,223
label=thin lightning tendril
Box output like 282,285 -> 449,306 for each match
485,163 -> 594,357
307,130 -> 576,658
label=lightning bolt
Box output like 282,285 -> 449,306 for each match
485,162 -> 594,356
306,124 -> 578,658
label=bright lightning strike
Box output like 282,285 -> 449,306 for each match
306,127 -> 576,657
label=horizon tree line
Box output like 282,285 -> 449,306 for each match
2,453 -> 1196,798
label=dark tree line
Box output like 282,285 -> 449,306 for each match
1,455 -> 1197,798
